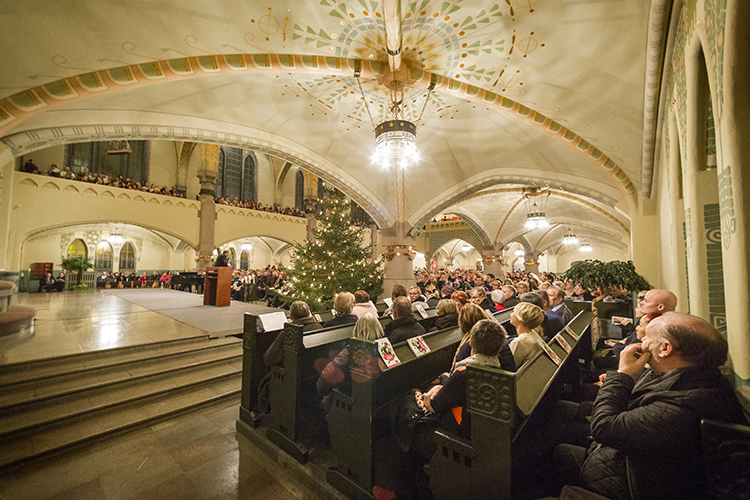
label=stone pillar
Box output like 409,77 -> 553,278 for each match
666,118 -> 689,311
380,222 -> 417,299
175,142 -> 197,197
369,224 -> 379,262
524,253 -> 540,274
195,144 -> 219,273
628,192 -> 662,290
482,243 -> 505,280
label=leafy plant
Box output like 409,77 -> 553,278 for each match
562,260 -> 651,294
72,284 -> 89,291
60,256 -> 94,286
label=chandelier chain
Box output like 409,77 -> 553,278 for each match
354,60 -> 377,131
416,74 -> 437,126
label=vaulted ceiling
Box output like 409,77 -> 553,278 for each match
0,0 -> 650,253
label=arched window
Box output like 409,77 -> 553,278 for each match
64,140 -> 150,179
295,169 -> 304,211
67,239 -> 87,258
95,242 -> 113,272
242,154 -> 256,203
119,242 -> 136,273
228,248 -> 237,269
240,250 -> 250,270
216,147 -> 226,197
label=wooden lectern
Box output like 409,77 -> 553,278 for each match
203,267 -> 232,307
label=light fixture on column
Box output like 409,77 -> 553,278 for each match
107,139 -> 132,155
523,189 -> 550,230
353,60 -> 436,169
562,229 -> 579,246
580,242 -> 593,253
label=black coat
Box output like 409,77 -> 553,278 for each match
429,312 -> 459,332
504,296 -> 520,308
214,253 -> 229,267
384,315 -> 426,344
581,367 -> 747,500
323,314 -> 358,329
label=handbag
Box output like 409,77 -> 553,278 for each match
395,389 -> 439,452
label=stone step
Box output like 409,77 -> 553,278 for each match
0,335 -> 240,386
0,373 -> 242,471
0,357 -> 243,437
0,344 -> 242,410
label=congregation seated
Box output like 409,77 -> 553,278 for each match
571,282 -> 594,301
213,196 -> 305,218
21,160 -> 188,199
441,303 -> 515,383
508,302 -> 546,369
382,284 -> 408,318
547,285 -> 573,324
316,312 -> 384,411
502,284 -> 520,308
351,289 -> 377,318
554,312 -> 748,500
322,292 -> 358,328
428,299 -> 458,332
469,286 -> 494,312
535,289 -> 565,335
383,296 -> 426,344
264,301 -> 322,368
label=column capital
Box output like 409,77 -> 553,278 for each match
383,245 -> 416,261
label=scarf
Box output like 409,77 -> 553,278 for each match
452,353 -> 501,374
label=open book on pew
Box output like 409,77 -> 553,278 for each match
258,311 -> 287,332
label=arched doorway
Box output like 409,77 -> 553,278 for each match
95,242 -> 113,273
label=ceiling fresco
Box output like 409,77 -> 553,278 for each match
0,0 -> 650,253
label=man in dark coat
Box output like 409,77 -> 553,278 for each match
502,284 -> 520,308
559,312 -> 747,500
469,286 -> 494,313
214,250 -> 230,267
384,297 -> 425,344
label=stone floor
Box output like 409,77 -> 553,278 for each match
0,395 -> 319,500
0,291 -> 320,500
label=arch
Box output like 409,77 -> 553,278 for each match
66,238 -> 88,258
119,242 -> 136,273
94,241 -> 113,273
4,123 -> 394,227
227,247 -> 237,269
437,208 -> 492,248
410,170 -> 623,230
0,54 -> 635,195
240,250 -> 250,270
242,152 -> 258,203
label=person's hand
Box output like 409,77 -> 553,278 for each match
618,343 -> 651,378
425,384 -> 442,400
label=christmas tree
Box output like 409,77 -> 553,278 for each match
276,188 -> 383,312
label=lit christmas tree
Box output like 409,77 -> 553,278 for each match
275,188 -> 383,312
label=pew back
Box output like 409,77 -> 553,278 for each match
429,310 -> 594,500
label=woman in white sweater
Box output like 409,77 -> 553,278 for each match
508,302 -> 546,369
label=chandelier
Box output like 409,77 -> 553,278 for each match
107,139 -> 132,156
353,60 -> 435,169
580,242 -> 593,253
523,189 -> 550,230
562,229 -> 579,246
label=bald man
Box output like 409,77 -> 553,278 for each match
612,288 -> 677,360
569,313 -> 747,499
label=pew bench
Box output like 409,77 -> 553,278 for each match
325,308 -> 515,499
428,310 -> 594,500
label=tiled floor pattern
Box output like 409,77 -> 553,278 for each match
0,396 -> 320,500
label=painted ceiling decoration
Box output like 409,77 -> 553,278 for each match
1,0 -> 650,253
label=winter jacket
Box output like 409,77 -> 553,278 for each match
429,312 -> 459,332
384,315 -> 426,344
581,367 -> 747,500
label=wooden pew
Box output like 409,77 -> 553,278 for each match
240,309 -> 439,463
428,310 -> 594,500
325,308 -> 515,499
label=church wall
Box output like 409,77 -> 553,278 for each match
554,246 -> 627,273
654,0 -> 748,386
277,166 -> 297,209
256,154 -> 275,207
149,141 -> 177,190
20,144 -> 64,172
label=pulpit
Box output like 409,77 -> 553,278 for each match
203,267 -> 231,307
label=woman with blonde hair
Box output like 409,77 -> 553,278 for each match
317,313 -> 384,409
428,299 -> 459,332
508,302 -> 546,368
323,292 -> 357,328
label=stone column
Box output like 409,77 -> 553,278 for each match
627,192 -> 662,290
195,144 -> 219,273
175,142 -> 197,197
380,222 -> 416,299
369,224 -> 379,262
482,243 -> 505,280
524,253 -> 540,274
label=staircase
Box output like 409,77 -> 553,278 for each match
0,335 -> 243,471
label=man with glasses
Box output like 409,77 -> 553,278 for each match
612,289 -> 677,360
470,286 -> 495,312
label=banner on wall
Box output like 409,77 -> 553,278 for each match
431,260 -> 437,270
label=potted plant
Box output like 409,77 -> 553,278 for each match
563,259 -> 651,342
60,256 -> 94,290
